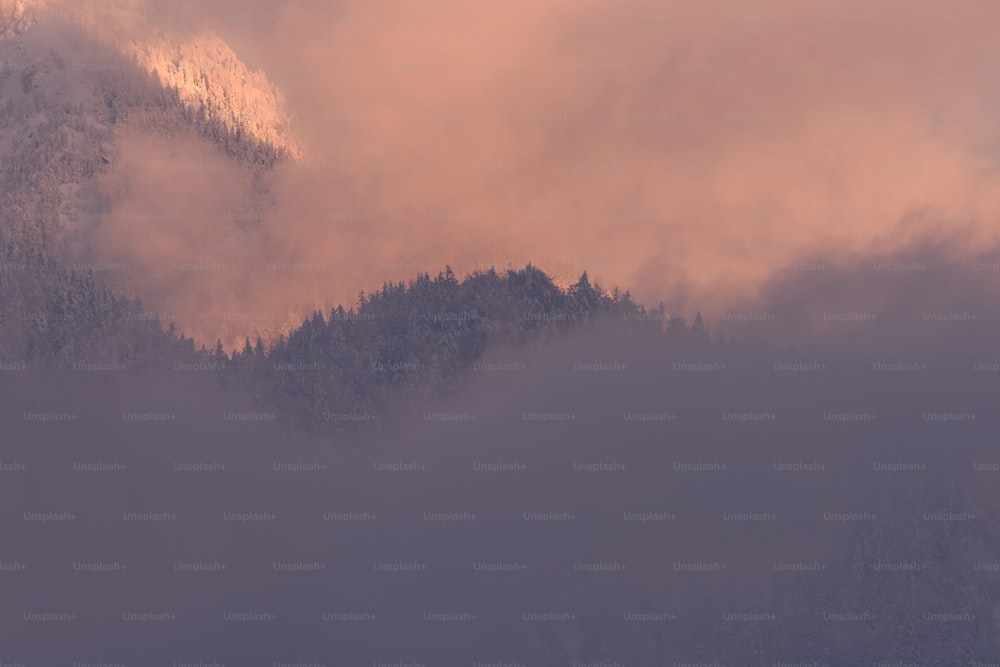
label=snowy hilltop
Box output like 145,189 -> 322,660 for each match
0,0 -> 298,255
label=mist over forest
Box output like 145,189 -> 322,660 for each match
5,241 -> 1000,663
3,0 -> 1000,664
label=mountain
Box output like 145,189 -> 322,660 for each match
0,7 -> 682,418
0,0 -> 297,256
0,248 -> 672,430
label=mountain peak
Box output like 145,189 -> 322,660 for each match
3,0 -> 300,159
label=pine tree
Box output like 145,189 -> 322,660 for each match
569,271 -> 601,314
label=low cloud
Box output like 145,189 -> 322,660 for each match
50,0 -> 1000,346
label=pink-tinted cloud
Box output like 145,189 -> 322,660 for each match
74,0 -> 1000,345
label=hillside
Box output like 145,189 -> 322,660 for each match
0,0 -> 295,257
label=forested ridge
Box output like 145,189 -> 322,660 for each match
0,251 -> 713,427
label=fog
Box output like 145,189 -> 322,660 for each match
4,244 -> 1000,661
5,0 -> 1000,661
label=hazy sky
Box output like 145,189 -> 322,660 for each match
64,0 -> 1000,345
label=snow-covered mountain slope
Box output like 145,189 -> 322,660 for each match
0,0 -> 298,256
6,0 -> 299,157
